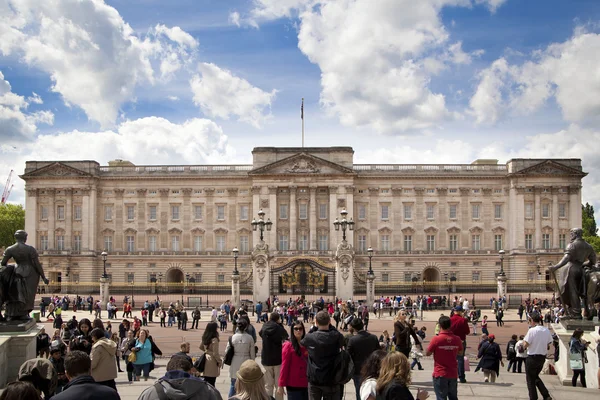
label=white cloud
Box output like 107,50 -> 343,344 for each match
474,0 -> 507,13
470,29 -> 600,124
167,95 -> 179,101
356,139 -> 476,164
229,11 -> 241,27
234,0 -> 503,133
190,63 -> 277,128
0,0 -> 198,127
27,92 -> 43,104
0,70 -> 53,142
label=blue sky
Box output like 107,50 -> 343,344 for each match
0,0 -> 599,220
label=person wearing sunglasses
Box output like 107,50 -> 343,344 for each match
278,322 -> 308,400
394,310 -> 422,359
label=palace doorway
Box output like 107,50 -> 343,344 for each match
166,268 -> 184,293
423,267 -> 440,292
270,259 -> 335,300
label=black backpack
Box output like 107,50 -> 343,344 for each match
149,377 -> 222,400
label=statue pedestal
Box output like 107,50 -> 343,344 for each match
366,273 -> 375,309
100,277 -> 110,305
497,274 -> 507,299
0,323 -> 42,388
551,322 -> 600,389
231,274 -> 241,309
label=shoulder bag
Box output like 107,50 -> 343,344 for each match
223,336 -> 234,366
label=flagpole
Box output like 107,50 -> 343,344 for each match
301,98 -> 304,148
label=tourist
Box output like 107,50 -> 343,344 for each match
514,335 -> 527,373
69,318 -> 93,355
159,308 -> 166,327
495,307 -> 504,327
50,351 -> 120,400
506,334 -> 518,373
0,381 -> 41,400
218,309 -> 228,331
478,333 -> 489,351
426,315 -> 462,400
476,334 -> 503,383
199,322 -> 221,387
375,352 -> 428,400
450,306 -> 470,384
358,350 -> 387,400
37,327 -> 51,358
50,346 -> 69,393
180,307 -> 188,330
120,330 -> 137,383
410,326 -> 424,371
347,318 -> 380,400
137,356 -> 221,400
278,321 -> 308,400
394,310 -> 422,359
518,304 -> 525,322
172,342 -> 193,365
259,312 -> 289,400
301,310 -> 345,399
228,360 -> 272,400
379,330 -> 391,352
89,328 -> 118,390
481,315 -> 489,335
522,313 -> 553,400
226,318 -> 256,397
569,328 -> 589,387
132,329 -> 153,381
18,357 -> 57,398
191,306 -> 201,329
110,333 -> 123,372
118,319 -> 129,340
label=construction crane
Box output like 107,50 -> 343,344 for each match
2,170 -> 14,204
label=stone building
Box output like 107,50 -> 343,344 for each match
21,147 -> 585,299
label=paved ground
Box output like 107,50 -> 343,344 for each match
38,308 -> 600,399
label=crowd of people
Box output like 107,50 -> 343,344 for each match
2,292 -> 595,400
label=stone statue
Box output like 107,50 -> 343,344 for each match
0,230 -> 49,321
549,228 -> 596,320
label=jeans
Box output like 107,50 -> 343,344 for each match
433,376 -> 458,400
287,387 -> 309,400
168,316 -> 174,327
411,358 -> 423,370
456,340 -> 466,381
308,383 -> 340,400
525,355 -> 550,400
264,365 -> 283,400
352,374 -> 361,400
229,378 -> 237,398
133,363 -> 151,379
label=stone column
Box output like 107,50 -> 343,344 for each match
183,188 -> 193,250
459,187 -> 470,249
231,273 -> 241,309
309,187 -> 317,250
48,189 -> 56,249
368,187 -> 379,248
100,276 -> 110,305
289,186 -> 297,250
252,186 -> 262,247
25,189 -> 38,249
252,248 -> 270,304
508,186 -> 517,250
335,243 -> 354,300
552,187 -> 559,249
65,188 -> 73,249
569,185 -> 582,227
437,188 -> 448,249
414,187 -> 426,249
497,274 -> 507,299
345,186 -> 355,247
268,186 -> 278,250
516,186 -> 526,249
366,272 -> 376,308
534,187 -> 542,249
329,186 -> 338,250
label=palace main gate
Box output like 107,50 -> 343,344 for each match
270,259 -> 336,299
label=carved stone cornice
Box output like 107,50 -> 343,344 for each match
268,186 -> 278,195
368,187 -> 379,195
64,188 -> 73,196
344,185 -> 355,194
459,187 -> 471,195
533,186 -> 545,194
569,185 -> 581,194
414,187 -> 425,196
182,188 -> 193,196
227,188 -> 239,195
136,189 -> 147,196
204,188 -> 215,197
482,188 -> 493,196
251,186 -> 261,195
26,188 -> 38,197
515,186 -> 527,195
309,187 -> 318,195
288,185 -> 297,194
81,188 -> 91,196
436,188 -> 448,196
114,189 -> 125,198
391,187 -> 403,195
159,188 -> 170,198
328,185 -> 339,194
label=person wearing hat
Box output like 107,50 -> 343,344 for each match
225,318 -> 256,398
230,360 -> 272,400
475,334 -> 503,383
50,345 -> 69,393
450,305 -> 470,384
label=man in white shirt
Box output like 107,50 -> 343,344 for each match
462,299 -> 469,313
522,313 -> 553,400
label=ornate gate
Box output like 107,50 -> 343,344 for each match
270,259 -> 336,299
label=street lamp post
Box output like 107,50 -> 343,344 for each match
130,280 -> 134,308
158,273 -> 163,294
498,250 -> 506,276
232,247 -> 239,275
367,247 -> 374,275
497,249 -> 507,304
101,251 -> 108,278
333,209 -> 354,241
443,272 -> 449,308
251,209 -> 272,241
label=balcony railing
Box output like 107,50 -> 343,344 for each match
98,165 -> 253,175
353,164 -> 508,174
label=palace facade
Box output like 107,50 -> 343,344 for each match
21,147 -> 585,297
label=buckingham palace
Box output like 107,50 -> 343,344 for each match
20,146 -> 585,300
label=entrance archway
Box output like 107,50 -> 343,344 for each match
270,258 -> 335,300
166,268 -> 184,293
423,267 -> 440,292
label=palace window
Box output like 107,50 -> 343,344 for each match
471,204 -> 480,219
449,189 -> 458,194
404,204 -> 412,220
358,204 -> 366,220
525,234 -> 533,250
525,203 -> 534,219
57,205 -> 65,220
40,206 -> 48,220
404,235 -> 412,251
358,234 -> 367,252
542,203 -> 550,218
217,274 -> 225,283
127,205 -> 135,221
240,205 -> 249,221
56,235 -> 65,250
217,205 -> 225,221
215,235 -> 226,252
298,234 -> 308,251
426,204 -> 435,220
126,235 -> 135,252
494,235 -> 503,251
404,273 -> 412,282
318,235 -> 328,251
381,235 -> 390,251
74,205 -> 82,220
426,235 -> 436,251
239,235 -> 249,252
381,273 -> 389,282
40,235 -> 48,250
299,204 -> 308,220
472,271 -> 480,282
449,204 -> 457,219
104,235 -> 113,252
171,235 -> 180,251
194,235 -> 203,251
104,206 -> 113,221
149,205 -> 157,220
381,205 -> 389,220
542,233 -> 551,249
559,203 -> 566,218
559,234 -> 566,249
494,204 -> 503,219
319,204 -> 327,220
194,205 -> 203,220
148,236 -> 157,252
449,235 -> 458,251
73,235 -> 81,251
127,273 -> 135,284
278,234 -> 289,251
472,235 -> 481,251
171,205 -> 180,220
279,204 -> 288,219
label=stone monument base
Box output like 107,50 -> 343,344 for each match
551,322 -> 600,389
0,322 -> 42,388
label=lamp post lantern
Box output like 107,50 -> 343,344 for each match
251,209 -> 272,241
498,249 -> 506,276
367,247 -> 374,275
232,247 -> 239,275
333,209 -> 354,241
101,251 -> 108,278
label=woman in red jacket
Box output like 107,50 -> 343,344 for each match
277,321 -> 308,400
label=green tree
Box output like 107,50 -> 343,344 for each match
585,235 -> 600,254
0,203 -> 25,249
582,203 -> 597,237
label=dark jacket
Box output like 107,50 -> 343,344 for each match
138,371 -> 222,400
393,321 -> 421,350
69,330 -> 93,354
51,375 -> 121,400
476,341 -> 502,376
259,320 -> 289,366
506,339 -> 517,361
376,379 -> 414,400
301,327 -> 344,385
347,330 -> 380,374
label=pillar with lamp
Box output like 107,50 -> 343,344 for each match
99,251 -> 110,304
250,209 -> 272,305
333,208 -> 355,300
497,249 -> 508,305
231,247 -> 241,308
251,209 -> 272,242
366,247 -> 376,307
333,208 -> 354,241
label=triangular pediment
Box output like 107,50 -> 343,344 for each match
512,160 -> 587,177
21,162 -> 93,178
249,153 -> 354,176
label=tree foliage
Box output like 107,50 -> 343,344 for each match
0,203 -> 25,249
582,203 -> 597,237
585,235 -> 600,254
